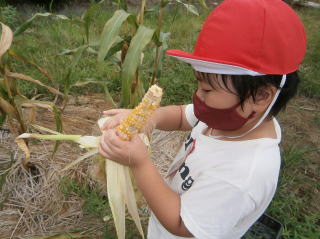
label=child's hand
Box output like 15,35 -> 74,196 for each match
99,128 -> 149,168
102,108 -> 157,135
101,109 -> 131,130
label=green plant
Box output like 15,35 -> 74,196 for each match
0,5 -> 20,28
59,177 -> 110,218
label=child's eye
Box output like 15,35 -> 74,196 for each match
202,89 -> 211,93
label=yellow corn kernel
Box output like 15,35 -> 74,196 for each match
117,85 -> 163,140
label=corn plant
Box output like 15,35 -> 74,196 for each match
61,0 -> 207,109
0,21 -> 64,133
0,21 -> 66,170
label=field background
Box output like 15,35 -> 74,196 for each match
0,0 -> 319,238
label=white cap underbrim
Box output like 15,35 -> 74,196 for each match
170,55 -> 264,76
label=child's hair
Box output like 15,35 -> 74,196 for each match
194,70 -> 300,118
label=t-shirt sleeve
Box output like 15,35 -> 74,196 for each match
185,104 -> 198,128
180,175 -> 251,239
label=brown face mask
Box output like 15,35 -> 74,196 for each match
193,92 -> 255,131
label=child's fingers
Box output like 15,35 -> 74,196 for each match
103,109 -> 127,115
105,129 -> 124,149
102,119 -> 118,130
102,117 -> 124,130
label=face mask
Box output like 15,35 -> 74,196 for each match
193,92 -> 255,131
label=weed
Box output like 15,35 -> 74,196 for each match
0,5 -> 21,28
267,147 -> 320,238
299,8 -> 320,98
59,177 -> 110,218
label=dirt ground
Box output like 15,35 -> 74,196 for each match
0,93 -> 319,238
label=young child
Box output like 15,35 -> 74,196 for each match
99,0 -> 306,238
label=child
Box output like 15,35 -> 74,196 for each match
99,0 -> 306,238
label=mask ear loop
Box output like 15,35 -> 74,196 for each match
210,74 -> 287,139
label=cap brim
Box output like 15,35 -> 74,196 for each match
166,49 -> 264,76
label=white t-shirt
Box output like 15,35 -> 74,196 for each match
148,104 -> 281,239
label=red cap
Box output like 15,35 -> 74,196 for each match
166,0 -> 306,75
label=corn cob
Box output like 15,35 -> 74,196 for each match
117,84 -> 163,140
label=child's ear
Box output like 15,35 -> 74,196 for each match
252,86 -> 277,112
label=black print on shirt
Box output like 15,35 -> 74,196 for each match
179,162 -> 194,191
179,162 -> 189,180
185,133 -> 194,150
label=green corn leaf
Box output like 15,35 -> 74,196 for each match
175,0 -> 199,16
98,10 -> 130,62
120,25 -> 155,107
14,13 -> 69,37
